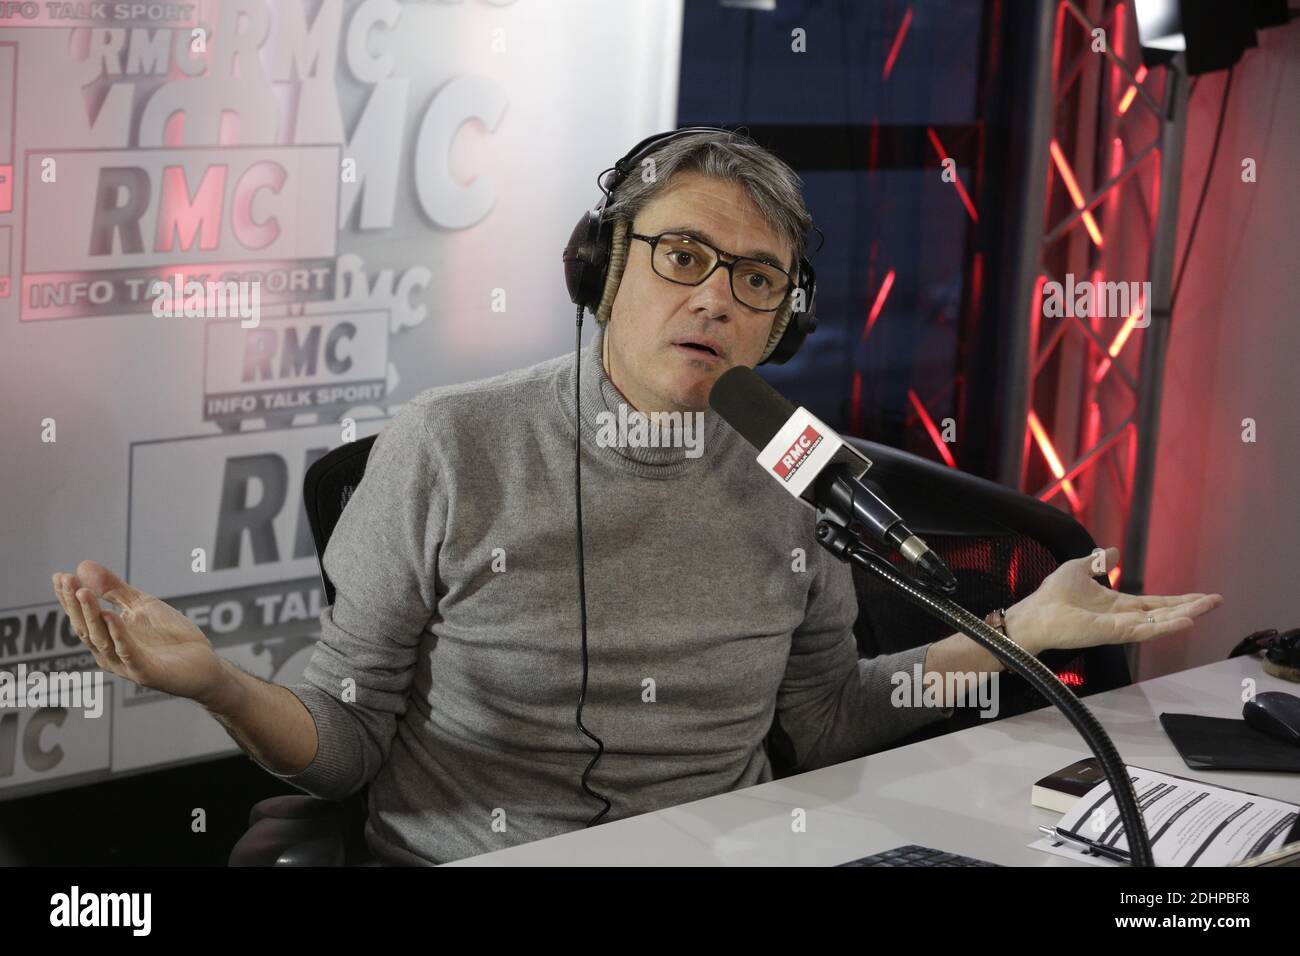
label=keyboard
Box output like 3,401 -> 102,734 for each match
837,844 -> 999,867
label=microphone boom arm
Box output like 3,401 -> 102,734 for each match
814,518 -> 1156,867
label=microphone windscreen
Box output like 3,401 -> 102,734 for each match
709,366 -> 797,451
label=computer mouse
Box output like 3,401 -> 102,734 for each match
1242,691 -> 1300,746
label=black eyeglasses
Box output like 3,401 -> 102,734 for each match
629,231 -> 794,312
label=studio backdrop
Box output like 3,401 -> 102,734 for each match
0,0 -> 684,798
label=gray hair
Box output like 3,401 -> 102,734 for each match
601,129 -> 812,273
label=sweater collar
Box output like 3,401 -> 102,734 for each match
555,324 -> 736,479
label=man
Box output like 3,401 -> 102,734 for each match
51,131 -> 1223,865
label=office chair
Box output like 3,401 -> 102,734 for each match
228,434 -> 379,867
771,437 -> 1130,767
230,432 -> 1128,865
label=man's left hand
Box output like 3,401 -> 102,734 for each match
1004,546 -> 1224,656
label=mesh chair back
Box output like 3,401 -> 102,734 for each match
303,433 -> 377,606
843,436 -> 1131,744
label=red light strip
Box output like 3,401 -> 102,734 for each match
1118,65 -> 1149,116
882,8 -> 913,82
1029,274 -> 1046,351
1124,423 -> 1138,512
908,389 -> 957,468
1092,301 -> 1145,383
850,371 -> 863,435
1150,146 -> 1162,230
1028,410 -> 1082,512
1112,3 -> 1126,97
927,127 -> 980,223
1051,1 -> 1065,85
1087,265 -> 1104,387
861,268 -> 896,342
1049,139 -> 1104,247
1109,136 -> 1124,193
1082,402 -> 1101,511
1023,275 -> 1046,490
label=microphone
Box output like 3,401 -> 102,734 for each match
709,365 -> 957,593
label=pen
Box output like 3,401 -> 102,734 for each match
1038,825 -> 1133,864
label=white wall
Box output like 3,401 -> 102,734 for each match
1137,20 -> 1300,679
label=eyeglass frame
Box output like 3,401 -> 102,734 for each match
628,230 -> 797,313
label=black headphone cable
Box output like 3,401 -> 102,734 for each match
573,302 -> 612,827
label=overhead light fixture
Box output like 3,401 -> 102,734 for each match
1134,0 -> 1293,75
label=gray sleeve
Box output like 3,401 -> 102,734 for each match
254,402 -> 446,801
775,549 -> 952,774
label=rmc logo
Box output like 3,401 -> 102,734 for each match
772,425 -> 823,481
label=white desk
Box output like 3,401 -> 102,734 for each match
448,657 -> 1300,866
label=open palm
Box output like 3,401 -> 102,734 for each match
1007,547 -> 1224,656
52,560 -> 228,705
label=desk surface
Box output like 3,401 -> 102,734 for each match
448,656 -> 1300,866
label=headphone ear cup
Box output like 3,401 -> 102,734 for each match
759,259 -> 817,365
562,210 -> 611,312
799,280 -> 818,334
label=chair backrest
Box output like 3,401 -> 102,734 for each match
839,436 -> 1131,744
303,433 -> 378,606
303,432 -> 1131,773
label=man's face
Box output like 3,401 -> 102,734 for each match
604,171 -> 793,413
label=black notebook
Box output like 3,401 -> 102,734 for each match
1160,712 -> 1300,771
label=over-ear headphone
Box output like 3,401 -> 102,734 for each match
561,126 -> 819,365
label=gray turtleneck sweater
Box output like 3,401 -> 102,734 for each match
260,324 -> 951,865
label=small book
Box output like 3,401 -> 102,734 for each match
1031,757 -> 1106,813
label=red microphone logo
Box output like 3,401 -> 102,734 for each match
773,424 -> 823,481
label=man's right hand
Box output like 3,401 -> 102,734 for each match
51,560 -> 231,707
